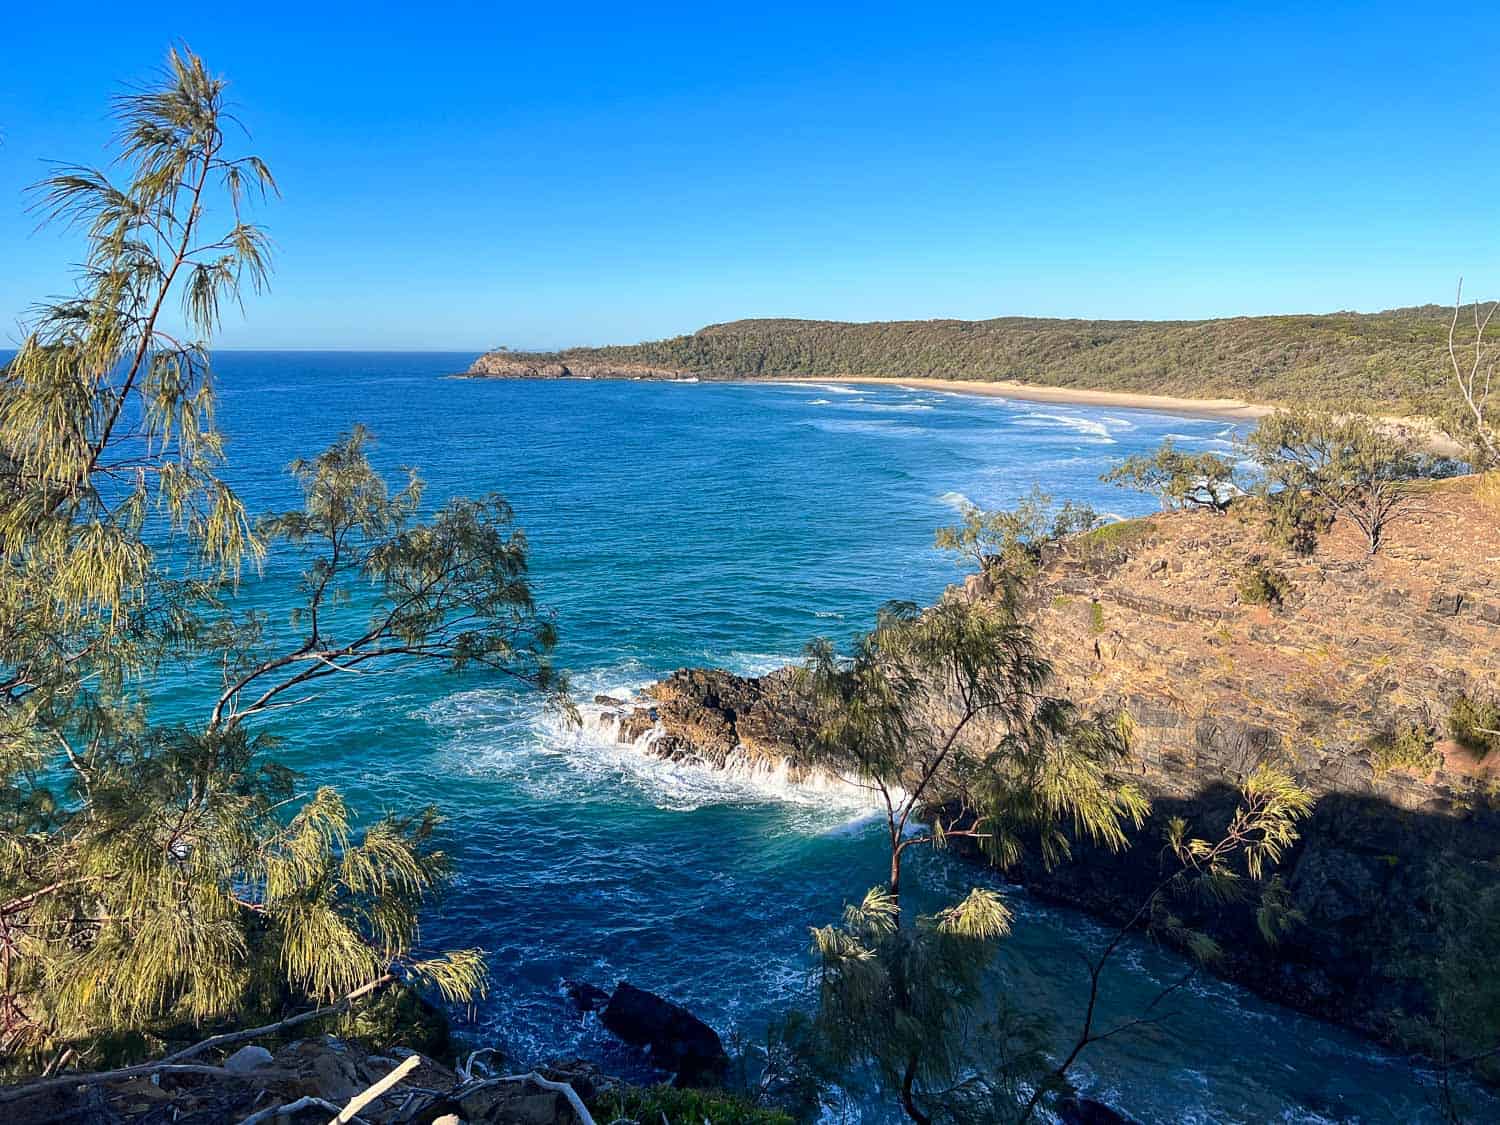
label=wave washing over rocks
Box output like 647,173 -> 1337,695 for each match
570,668 -> 880,808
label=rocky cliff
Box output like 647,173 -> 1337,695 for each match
464,354 -> 690,380
587,476 -> 1500,1049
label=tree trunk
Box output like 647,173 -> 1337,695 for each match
900,1054 -> 931,1125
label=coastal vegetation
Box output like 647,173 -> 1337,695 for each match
1102,440 -> 1240,513
1235,562 -> 1292,608
1243,409 -> 1432,554
0,48 -> 556,1086
1447,694 -> 1500,759
933,486 -> 1099,587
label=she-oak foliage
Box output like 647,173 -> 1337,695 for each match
0,49 -> 558,1072
802,508 -> 1313,1123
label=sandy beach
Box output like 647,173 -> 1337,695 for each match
776,375 -> 1272,420
773,375 -> 1472,455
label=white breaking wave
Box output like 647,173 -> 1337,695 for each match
937,490 -> 975,512
1011,411 -> 1116,441
806,398 -> 832,405
569,697 -> 881,810
423,664 -> 880,820
787,381 -> 870,395
848,401 -> 934,413
811,419 -> 926,437
1164,431 -> 1239,452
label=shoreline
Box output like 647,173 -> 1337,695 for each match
459,367 -> 1464,453
772,375 -> 1273,420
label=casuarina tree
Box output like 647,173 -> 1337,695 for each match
0,48 -> 559,1076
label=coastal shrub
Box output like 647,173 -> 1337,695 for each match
1448,694 -> 1500,758
1366,722 -> 1441,776
1236,563 -> 1292,608
590,1085 -> 794,1125
1102,439 -> 1240,512
934,484 -> 1099,596
1073,516 -> 1154,570
1261,488 -> 1332,555
331,983 -> 456,1062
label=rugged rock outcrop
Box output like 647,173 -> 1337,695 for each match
606,477 -> 1500,1050
463,354 -> 690,380
588,670 -> 866,796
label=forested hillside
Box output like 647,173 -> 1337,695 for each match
479,305 -> 1477,414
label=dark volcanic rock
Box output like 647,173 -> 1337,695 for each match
644,667 -> 819,777
564,978 -> 612,1014
601,982 -> 729,1088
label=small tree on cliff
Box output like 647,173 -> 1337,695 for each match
793,594 -> 1143,1122
796,597 -> 1146,910
0,49 -> 558,1076
935,486 -> 1099,593
1244,409 -> 1425,554
1102,440 -> 1240,513
810,886 -> 1054,1124
1014,763 -> 1312,1122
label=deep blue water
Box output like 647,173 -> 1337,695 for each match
90,352 -> 1493,1120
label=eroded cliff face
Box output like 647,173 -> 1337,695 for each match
591,477 -> 1500,1043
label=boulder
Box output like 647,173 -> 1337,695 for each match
600,982 -> 728,1087
222,1043 -> 273,1075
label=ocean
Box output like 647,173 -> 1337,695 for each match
81,352 -> 1492,1120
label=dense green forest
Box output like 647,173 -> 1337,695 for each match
510,305 -> 1477,414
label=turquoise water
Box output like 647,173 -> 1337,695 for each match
168,354 -> 1476,1120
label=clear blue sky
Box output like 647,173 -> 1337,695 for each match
2,1 -> 1496,351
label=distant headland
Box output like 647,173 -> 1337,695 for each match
463,304 -> 1471,420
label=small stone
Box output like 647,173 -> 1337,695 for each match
223,1044 -> 273,1074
